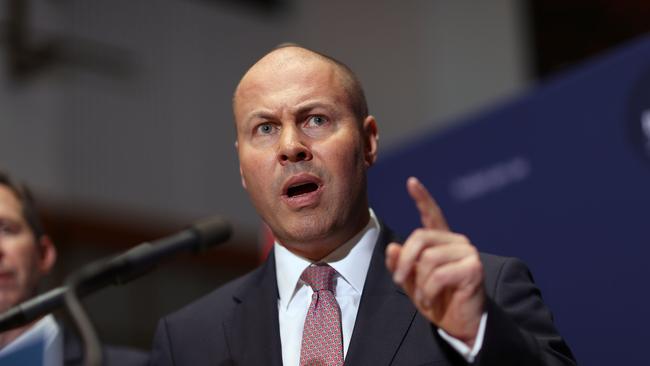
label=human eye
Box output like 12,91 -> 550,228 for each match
0,220 -> 18,236
304,115 -> 329,128
255,122 -> 277,135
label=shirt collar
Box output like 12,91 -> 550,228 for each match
274,209 -> 380,310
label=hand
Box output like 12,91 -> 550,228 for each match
385,177 -> 485,346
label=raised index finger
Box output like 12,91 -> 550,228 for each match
407,176 -> 449,231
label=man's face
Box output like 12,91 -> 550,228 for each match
234,50 -> 377,258
0,185 -> 53,313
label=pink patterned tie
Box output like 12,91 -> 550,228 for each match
299,264 -> 344,366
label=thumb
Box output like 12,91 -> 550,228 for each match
385,242 -> 401,273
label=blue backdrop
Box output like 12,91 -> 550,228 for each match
368,34 -> 650,365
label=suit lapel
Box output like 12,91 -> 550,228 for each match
222,225 -> 419,366
344,225 -> 418,366
224,252 -> 283,366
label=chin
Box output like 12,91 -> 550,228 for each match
277,215 -> 335,244
287,223 -> 331,243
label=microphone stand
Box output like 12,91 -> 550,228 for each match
60,244 -> 152,366
63,278 -> 103,366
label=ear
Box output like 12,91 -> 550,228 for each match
362,115 -> 379,167
235,140 -> 248,190
37,235 -> 56,275
239,165 -> 248,190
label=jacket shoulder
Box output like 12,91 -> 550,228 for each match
150,264 -> 271,365
163,266 -> 264,327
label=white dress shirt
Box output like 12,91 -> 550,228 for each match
274,209 -> 485,366
275,210 -> 379,366
0,314 -> 63,366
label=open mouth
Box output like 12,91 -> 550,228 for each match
287,182 -> 319,197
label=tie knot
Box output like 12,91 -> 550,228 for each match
301,264 -> 336,292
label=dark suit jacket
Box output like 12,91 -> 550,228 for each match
150,225 -> 576,365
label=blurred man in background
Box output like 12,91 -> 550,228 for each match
0,169 -> 148,366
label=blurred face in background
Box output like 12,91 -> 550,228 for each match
0,185 -> 55,313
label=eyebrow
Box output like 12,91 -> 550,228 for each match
243,100 -> 338,124
295,101 -> 336,116
0,216 -> 20,225
245,110 -> 276,122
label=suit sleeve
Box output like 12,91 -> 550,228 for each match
474,257 -> 576,366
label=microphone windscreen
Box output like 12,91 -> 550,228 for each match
192,216 -> 232,251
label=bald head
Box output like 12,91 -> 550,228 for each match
233,46 -> 368,123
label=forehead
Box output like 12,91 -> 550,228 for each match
0,185 -> 23,220
243,48 -> 341,86
234,51 -> 350,118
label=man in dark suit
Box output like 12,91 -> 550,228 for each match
0,169 -> 148,366
150,45 -> 576,365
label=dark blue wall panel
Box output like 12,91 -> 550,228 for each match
368,34 -> 650,365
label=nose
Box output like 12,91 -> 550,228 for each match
277,126 -> 312,164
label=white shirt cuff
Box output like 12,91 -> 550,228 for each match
436,312 -> 487,363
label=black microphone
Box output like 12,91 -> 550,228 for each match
0,286 -> 67,332
67,216 -> 232,289
0,216 -> 231,332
